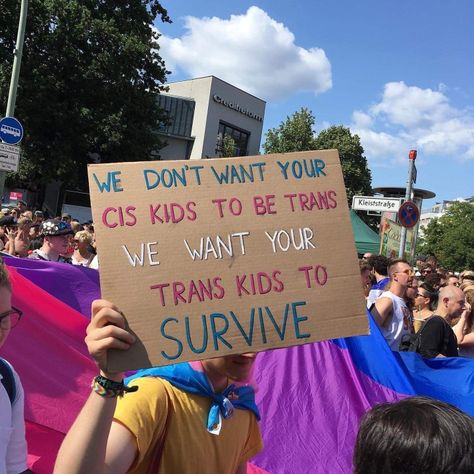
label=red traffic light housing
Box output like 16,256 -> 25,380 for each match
409,150 -> 417,160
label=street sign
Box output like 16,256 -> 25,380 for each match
352,195 -> 402,213
0,116 -> 24,145
0,143 -> 20,172
398,200 -> 420,228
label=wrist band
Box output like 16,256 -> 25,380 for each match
91,375 -> 138,398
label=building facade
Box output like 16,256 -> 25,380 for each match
157,76 -> 266,160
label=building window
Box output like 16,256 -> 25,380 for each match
216,121 -> 250,157
157,95 -> 195,138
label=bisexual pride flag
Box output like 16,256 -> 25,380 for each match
3,256 -> 474,473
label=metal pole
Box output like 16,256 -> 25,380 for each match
398,150 -> 417,258
0,0 -> 29,201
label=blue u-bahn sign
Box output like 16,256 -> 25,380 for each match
0,116 -> 24,145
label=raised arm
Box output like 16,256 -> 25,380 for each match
54,300 -> 137,474
455,303 -> 473,347
371,297 -> 393,328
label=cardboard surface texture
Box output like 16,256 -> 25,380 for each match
88,150 -> 369,372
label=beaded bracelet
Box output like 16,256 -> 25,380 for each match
91,375 -> 138,398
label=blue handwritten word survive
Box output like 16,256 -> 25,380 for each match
159,301 -> 310,360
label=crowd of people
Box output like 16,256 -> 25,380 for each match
0,200 -> 98,268
1,201 -> 473,472
360,253 -> 474,358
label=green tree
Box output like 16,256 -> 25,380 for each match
220,134 -> 236,158
0,0 -> 171,191
263,109 -> 373,206
313,126 -> 372,203
417,202 -> 474,271
263,108 -> 317,154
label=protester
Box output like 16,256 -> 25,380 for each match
0,260 -> 29,473
446,274 -> 460,287
416,285 -> 466,358
33,210 -> 44,225
423,271 -> 443,291
371,259 -> 414,350
15,200 -> 27,215
71,231 -> 95,267
353,396 -> 474,474
359,260 -> 372,298
453,286 -> 474,358
460,270 -> 474,288
404,277 -> 419,309
3,217 -> 32,258
419,262 -> 434,279
366,255 -> 390,309
412,282 -> 437,333
28,219 -> 74,263
54,300 -> 263,474
70,220 -> 83,234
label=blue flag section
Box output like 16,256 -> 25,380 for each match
334,312 -> 474,416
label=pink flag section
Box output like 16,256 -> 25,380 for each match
3,267 -> 96,473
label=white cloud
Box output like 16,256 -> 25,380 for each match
352,81 -> 474,163
159,6 -> 332,101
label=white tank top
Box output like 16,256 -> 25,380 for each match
378,291 -> 411,351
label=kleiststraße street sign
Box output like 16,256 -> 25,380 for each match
0,143 -> 20,172
352,195 -> 402,213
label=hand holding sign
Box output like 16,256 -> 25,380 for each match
88,150 -> 368,372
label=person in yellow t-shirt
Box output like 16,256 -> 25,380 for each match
54,300 -> 263,474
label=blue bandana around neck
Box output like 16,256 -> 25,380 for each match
125,362 -> 260,434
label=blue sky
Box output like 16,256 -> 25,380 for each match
156,0 -> 473,209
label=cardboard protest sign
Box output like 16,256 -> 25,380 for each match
88,150 -> 369,372
380,217 -> 416,261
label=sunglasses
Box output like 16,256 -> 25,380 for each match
395,269 -> 415,277
0,306 -> 23,329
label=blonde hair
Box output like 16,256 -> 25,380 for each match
462,287 -> 474,335
74,230 -> 93,245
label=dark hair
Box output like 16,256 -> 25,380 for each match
418,282 -> 438,310
359,260 -> 372,273
354,397 -> 474,474
423,272 -> 442,290
367,255 -> 390,276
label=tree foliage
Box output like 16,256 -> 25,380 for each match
263,108 -> 373,205
417,202 -> 474,271
263,108 -> 317,154
220,134 -> 237,158
0,0 -> 171,190
313,126 -> 372,203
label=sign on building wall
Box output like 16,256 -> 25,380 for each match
88,150 -> 369,372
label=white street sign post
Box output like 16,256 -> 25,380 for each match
0,143 -> 20,172
352,196 -> 402,213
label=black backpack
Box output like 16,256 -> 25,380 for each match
0,357 -> 16,404
399,315 -> 450,354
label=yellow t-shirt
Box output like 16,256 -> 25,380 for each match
114,377 -> 263,474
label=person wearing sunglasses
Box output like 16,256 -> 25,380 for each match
0,261 -> 30,474
412,283 -> 437,333
370,259 -> 415,351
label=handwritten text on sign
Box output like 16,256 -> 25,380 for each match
88,150 -> 368,372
